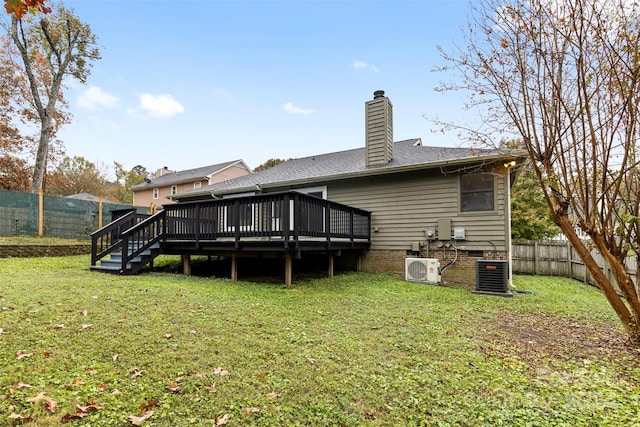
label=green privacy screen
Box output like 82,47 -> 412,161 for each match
0,189 -> 137,239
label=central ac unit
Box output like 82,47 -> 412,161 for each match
405,258 -> 440,284
474,260 -> 512,297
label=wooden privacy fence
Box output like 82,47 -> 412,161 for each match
512,239 -> 638,294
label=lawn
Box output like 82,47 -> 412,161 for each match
1,255 -> 639,426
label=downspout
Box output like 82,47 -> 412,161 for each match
504,160 -> 516,289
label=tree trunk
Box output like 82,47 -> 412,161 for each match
31,122 -> 52,192
556,215 -> 639,340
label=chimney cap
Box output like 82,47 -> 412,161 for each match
373,90 -> 385,99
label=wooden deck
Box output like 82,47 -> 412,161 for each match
91,191 -> 371,284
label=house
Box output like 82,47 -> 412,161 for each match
91,91 -> 525,286
131,160 -> 251,208
168,91 -> 527,284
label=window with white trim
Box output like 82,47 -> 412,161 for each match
194,181 -> 202,189
171,185 -> 177,195
152,188 -> 159,199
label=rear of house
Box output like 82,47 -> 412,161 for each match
173,91 -> 525,284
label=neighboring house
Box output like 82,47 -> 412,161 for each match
131,160 -> 251,207
170,91 -> 527,284
65,193 -> 104,203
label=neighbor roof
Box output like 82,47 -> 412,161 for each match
131,160 -> 248,190
173,139 -> 526,201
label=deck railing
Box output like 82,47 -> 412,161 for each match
91,192 -> 371,270
163,191 -> 371,247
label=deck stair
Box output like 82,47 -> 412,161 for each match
90,209 -> 165,275
91,241 -> 161,274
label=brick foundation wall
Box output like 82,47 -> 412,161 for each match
361,249 -> 508,287
0,244 -> 91,258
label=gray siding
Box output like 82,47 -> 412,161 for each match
326,169 -> 508,252
365,97 -> 393,166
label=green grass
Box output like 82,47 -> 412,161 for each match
0,236 -> 89,245
1,256 -> 639,426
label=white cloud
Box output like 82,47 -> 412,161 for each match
137,93 -> 185,118
77,86 -> 118,110
283,102 -> 314,115
352,59 -> 380,73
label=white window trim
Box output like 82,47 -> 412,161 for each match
194,181 -> 202,189
171,185 -> 178,195
152,188 -> 159,200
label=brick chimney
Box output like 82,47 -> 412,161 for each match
365,90 -> 393,166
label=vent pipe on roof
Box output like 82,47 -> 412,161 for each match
365,90 -> 393,166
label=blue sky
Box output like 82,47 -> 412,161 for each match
58,0 -> 470,176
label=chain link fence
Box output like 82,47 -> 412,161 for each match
0,189 -> 140,239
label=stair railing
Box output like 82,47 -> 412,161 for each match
119,210 -> 166,273
91,211 -> 148,266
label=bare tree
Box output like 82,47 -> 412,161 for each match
7,2 -> 99,192
435,0 -> 640,341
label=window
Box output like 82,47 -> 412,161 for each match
194,181 -> 202,189
171,185 -> 177,195
460,173 -> 494,212
152,188 -> 159,199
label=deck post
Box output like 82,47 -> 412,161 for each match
231,254 -> 238,281
328,254 -> 334,278
284,252 -> 293,287
182,254 -> 191,276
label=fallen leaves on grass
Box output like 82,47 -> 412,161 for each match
129,367 -> 145,379
26,392 -> 46,403
15,351 -> 33,360
139,399 -> 158,411
215,414 -> 229,425
306,357 -> 316,365
245,407 -> 260,415
128,410 -> 153,426
69,376 -> 85,387
9,413 -> 33,421
26,393 -> 57,412
213,367 -> 230,376
61,398 -> 103,422
267,391 -> 282,398
165,380 -> 182,393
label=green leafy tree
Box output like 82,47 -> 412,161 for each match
436,0 -> 640,340
6,2 -> 99,192
110,162 -> 148,204
511,166 -> 560,240
253,158 -> 287,172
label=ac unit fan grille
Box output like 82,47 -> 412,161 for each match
407,260 -> 428,281
475,260 -> 511,296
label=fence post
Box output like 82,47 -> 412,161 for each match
38,188 -> 44,237
99,197 -> 103,228
566,241 -> 572,278
533,240 -> 539,275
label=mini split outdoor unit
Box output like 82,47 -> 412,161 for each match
405,258 -> 440,284
474,260 -> 512,297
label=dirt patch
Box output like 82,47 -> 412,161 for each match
477,310 -> 640,376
